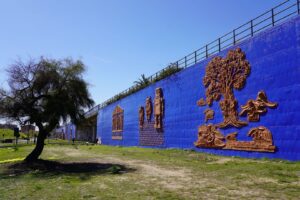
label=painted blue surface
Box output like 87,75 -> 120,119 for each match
97,15 -> 300,161
63,123 -> 76,140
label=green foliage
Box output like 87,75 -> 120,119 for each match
152,64 -> 182,83
0,58 -> 94,132
25,130 -> 38,138
106,64 -> 182,105
0,57 -> 94,160
133,74 -> 150,88
0,129 -> 27,139
107,165 -> 122,174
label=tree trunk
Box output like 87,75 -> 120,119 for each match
24,130 -> 47,162
218,89 -> 247,128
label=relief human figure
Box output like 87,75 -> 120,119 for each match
154,88 -> 164,129
139,106 -> 144,128
146,97 -> 152,122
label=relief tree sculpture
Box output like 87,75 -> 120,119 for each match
203,48 -> 250,128
239,91 -> 278,122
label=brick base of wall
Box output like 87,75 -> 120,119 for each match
139,121 -> 164,146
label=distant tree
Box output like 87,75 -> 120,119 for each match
134,74 -> 150,87
0,58 -> 94,162
203,48 -> 250,128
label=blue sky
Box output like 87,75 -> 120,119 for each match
0,0 -> 283,105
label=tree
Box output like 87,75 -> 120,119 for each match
134,74 -> 150,87
0,58 -> 94,162
203,48 -> 250,128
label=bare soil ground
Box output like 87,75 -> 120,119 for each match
0,145 -> 299,200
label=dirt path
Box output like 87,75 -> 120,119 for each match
40,146 -> 300,200
45,146 -> 196,191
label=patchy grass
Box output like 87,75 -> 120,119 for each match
0,128 -> 27,139
0,145 -> 299,200
0,138 -> 89,148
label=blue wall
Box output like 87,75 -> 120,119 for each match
97,15 -> 300,161
64,123 -> 76,140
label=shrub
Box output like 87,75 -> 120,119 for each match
105,63 -> 183,105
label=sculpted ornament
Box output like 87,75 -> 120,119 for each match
139,106 -> 144,129
224,126 -> 275,152
195,126 -> 275,152
146,97 -> 152,122
239,91 -> 278,122
195,48 -> 278,153
154,88 -> 164,129
203,48 -> 250,128
194,124 -> 226,148
139,88 -> 165,146
197,98 -> 206,107
204,108 -> 214,122
112,105 -> 124,139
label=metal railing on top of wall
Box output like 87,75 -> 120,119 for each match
85,0 -> 300,118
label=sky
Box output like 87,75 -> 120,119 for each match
0,0 -> 284,106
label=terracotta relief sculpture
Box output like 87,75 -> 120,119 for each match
240,91 -> 278,122
139,88 -> 165,146
203,48 -> 250,128
197,98 -> 206,107
195,126 -> 275,152
154,88 -> 164,129
139,106 -> 144,128
195,48 -> 278,153
112,105 -> 124,132
146,97 -> 152,122
194,124 -> 226,148
224,126 -> 275,152
204,108 -> 214,122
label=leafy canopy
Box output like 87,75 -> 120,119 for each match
0,58 -> 94,132
203,48 -> 250,105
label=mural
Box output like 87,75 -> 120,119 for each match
197,98 -> 206,107
240,91 -> 278,122
146,97 -> 152,122
203,48 -> 250,128
112,105 -> 124,140
139,106 -> 145,128
154,88 -> 164,130
97,15 -> 300,160
224,126 -> 276,152
194,124 -> 225,148
204,109 -> 214,122
195,48 -> 278,152
139,88 -> 164,146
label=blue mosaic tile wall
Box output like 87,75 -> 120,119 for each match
97,15 -> 300,161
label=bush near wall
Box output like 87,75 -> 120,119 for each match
106,64 -> 182,105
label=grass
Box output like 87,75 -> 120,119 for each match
0,138 -> 89,148
0,128 -> 27,140
0,144 -> 299,200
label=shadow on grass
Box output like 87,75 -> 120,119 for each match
0,159 -> 136,180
